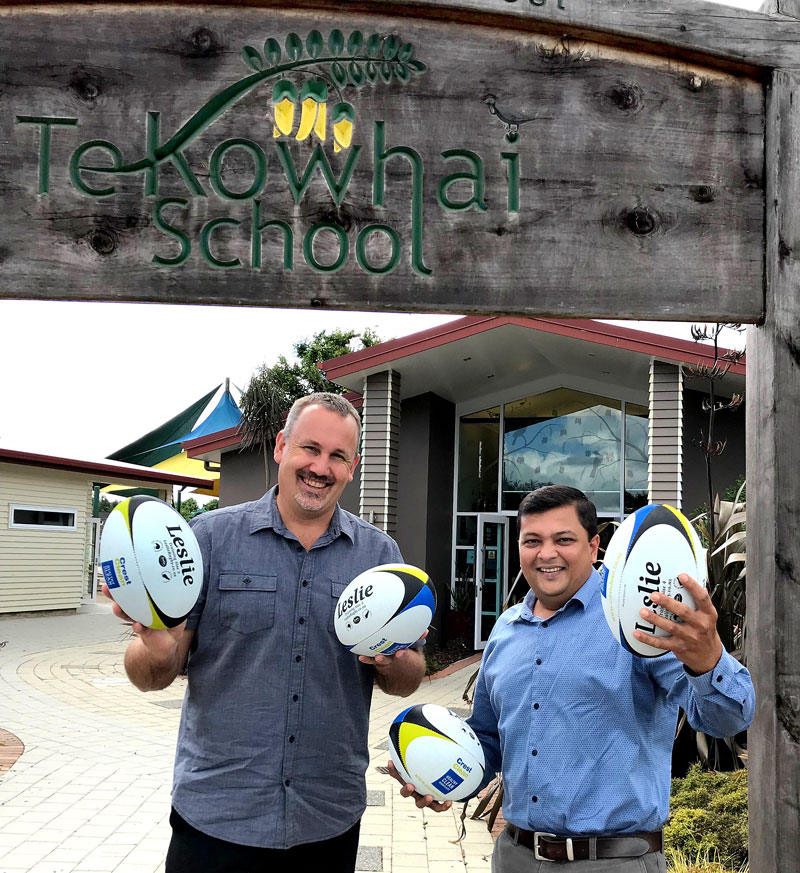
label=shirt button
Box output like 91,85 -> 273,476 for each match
292,695 -> 299,702
532,796 -> 538,803
536,658 -> 542,666
541,621 -> 549,628
243,577 -> 251,585
299,617 -> 305,625
289,736 -> 295,743
302,580 -> 309,587
716,675 -> 723,682
285,779 -> 291,787
533,703 -> 540,710
296,546 -> 303,553
531,749 -> 538,756
295,655 -> 302,663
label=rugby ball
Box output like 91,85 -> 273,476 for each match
389,703 -> 485,803
99,495 -> 203,629
334,564 -> 436,656
600,504 -> 707,657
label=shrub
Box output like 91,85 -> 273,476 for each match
666,764 -> 748,870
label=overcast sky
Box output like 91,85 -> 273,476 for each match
0,0 -> 760,463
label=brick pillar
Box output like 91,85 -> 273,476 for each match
359,370 -> 401,534
648,360 -> 683,508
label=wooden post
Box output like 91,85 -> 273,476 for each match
746,68 -> 800,871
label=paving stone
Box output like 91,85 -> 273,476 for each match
356,845 -> 383,871
0,607 -> 493,873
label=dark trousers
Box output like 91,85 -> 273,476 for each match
165,808 -> 362,873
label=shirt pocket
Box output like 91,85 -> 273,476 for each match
218,572 -> 277,635
329,578 -> 350,635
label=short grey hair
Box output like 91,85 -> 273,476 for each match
282,392 -> 362,448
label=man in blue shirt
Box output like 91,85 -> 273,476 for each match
393,485 -> 754,871
109,393 -> 427,873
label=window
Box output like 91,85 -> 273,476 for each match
624,402 -> 649,514
10,504 -> 78,531
502,389 -> 623,513
457,407 -> 500,512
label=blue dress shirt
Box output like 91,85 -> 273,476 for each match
467,569 -> 754,836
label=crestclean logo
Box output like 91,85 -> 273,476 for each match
102,556 -> 131,589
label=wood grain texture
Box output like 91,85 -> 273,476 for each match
1,0 -> 799,72
0,8 -> 765,319
746,68 -> 800,871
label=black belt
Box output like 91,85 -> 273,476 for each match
505,824 -> 663,862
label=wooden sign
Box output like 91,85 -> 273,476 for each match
0,6 -> 764,319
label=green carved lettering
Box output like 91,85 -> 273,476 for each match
501,152 -> 520,213
69,140 -> 124,198
200,217 -> 242,268
275,142 -> 362,206
373,121 -> 431,277
16,116 -> 78,194
210,138 -> 267,201
251,201 -> 293,270
152,198 -> 191,266
146,111 -> 206,198
356,225 -> 401,275
437,149 -> 487,212
303,222 -> 348,273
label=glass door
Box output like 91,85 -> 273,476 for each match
474,514 -> 509,649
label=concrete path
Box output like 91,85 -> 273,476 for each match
0,604 -> 495,873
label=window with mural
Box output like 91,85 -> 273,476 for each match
502,389 -> 624,513
455,389 -> 650,518
624,402 -> 649,514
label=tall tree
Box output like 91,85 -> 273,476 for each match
238,328 -> 382,487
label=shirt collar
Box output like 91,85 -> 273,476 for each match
512,568 -> 601,623
248,486 -> 355,543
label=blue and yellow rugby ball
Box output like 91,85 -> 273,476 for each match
389,703 -> 485,802
600,503 -> 707,657
334,564 -> 436,656
99,495 -> 203,629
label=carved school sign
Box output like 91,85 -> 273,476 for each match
3,2 -> 800,870
1,7 -> 763,318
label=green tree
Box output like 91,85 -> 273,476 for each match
178,497 -> 199,521
98,496 -> 120,516
238,328 -> 382,486
203,499 -> 219,512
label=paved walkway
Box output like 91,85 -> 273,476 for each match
0,604 -> 495,873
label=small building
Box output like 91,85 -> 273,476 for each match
186,317 -> 745,650
0,448 -> 214,615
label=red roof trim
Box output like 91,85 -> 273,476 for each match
185,393 -> 365,457
320,317 -> 746,379
0,448 -> 213,488
183,426 -> 242,456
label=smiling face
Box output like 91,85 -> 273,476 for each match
518,503 -> 600,613
274,403 -> 360,525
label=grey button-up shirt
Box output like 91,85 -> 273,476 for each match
173,488 -> 402,848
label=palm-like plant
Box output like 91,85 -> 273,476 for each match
237,366 -> 290,489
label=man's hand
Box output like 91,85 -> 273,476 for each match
633,573 -> 723,675
358,631 -> 427,697
103,583 -> 193,691
386,760 -> 452,812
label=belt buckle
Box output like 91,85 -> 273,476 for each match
533,832 -> 574,862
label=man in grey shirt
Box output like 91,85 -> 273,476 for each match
108,392 -> 426,873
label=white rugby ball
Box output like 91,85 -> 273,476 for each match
99,495 -> 203,629
389,703 -> 485,803
334,564 -> 436,656
600,503 -> 707,657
